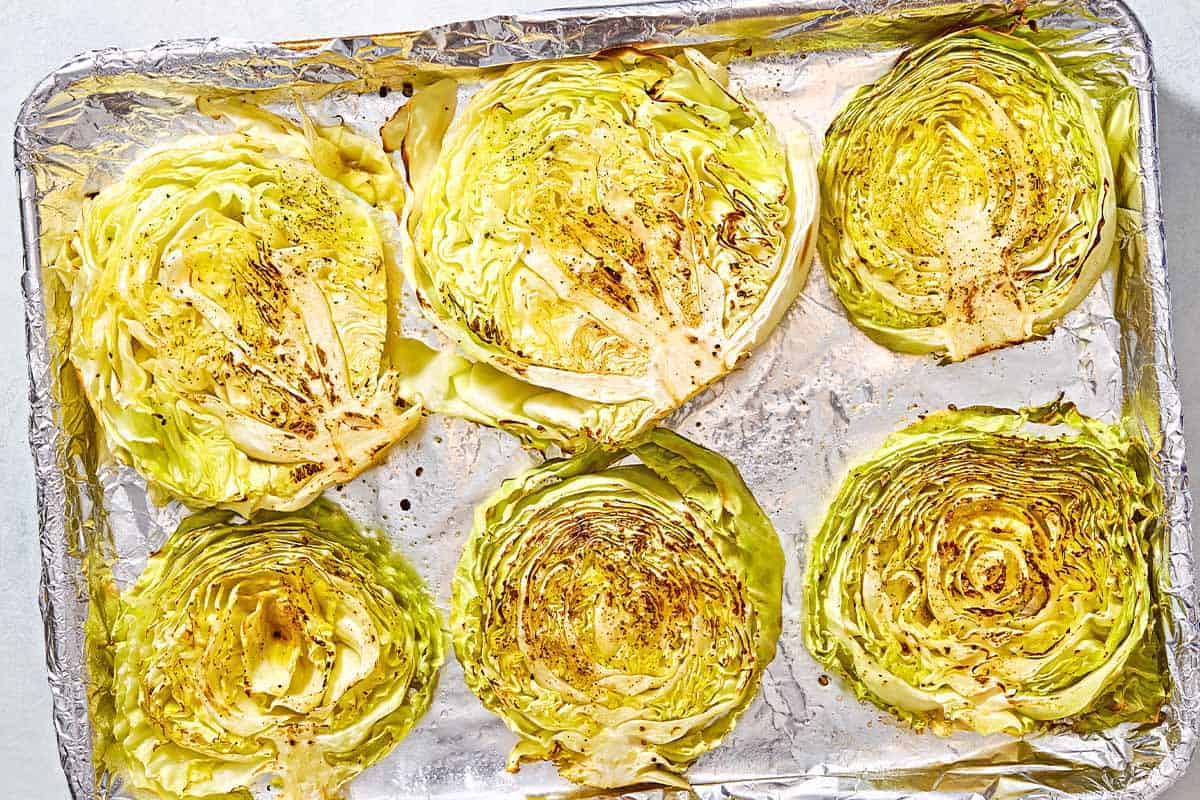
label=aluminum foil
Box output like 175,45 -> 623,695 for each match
14,1 -> 1199,799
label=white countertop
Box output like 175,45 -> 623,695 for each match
2,1 -> 1197,797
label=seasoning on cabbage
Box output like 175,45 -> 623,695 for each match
410,48 -> 818,433
819,28 -> 1116,360
63,100 -> 419,512
94,500 -> 444,800
451,429 -> 783,787
803,402 -> 1166,735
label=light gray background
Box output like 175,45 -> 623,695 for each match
1,1 -> 1196,798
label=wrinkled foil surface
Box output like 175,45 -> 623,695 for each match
14,1 -> 1198,799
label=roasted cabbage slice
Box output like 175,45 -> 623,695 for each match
804,402 -> 1166,735
451,429 -> 783,787
96,500 -> 444,800
412,48 -> 818,423
819,28 -> 1116,359
64,102 -> 419,512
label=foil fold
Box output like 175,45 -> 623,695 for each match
14,1 -> 1198,798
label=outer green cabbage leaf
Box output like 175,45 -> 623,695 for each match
411,48 -> 818,425
387,336 -> 653,449
819,28 -> 1116,360
62,101 -> 421,512
451,429 -> 783,788
95,499 -> 444,800
803,401 -> 1166,736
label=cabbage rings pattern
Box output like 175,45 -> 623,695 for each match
451,430 -> 783,787
819,28 -> 1115,360
413,48 -> 818,421
804,402 -> 1165,735
63,101 -> 419,512
100,500 -> 444,800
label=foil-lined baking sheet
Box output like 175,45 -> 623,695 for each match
14,1 -> 1198,798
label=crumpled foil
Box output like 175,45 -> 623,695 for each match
14,1 -> 1198,799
